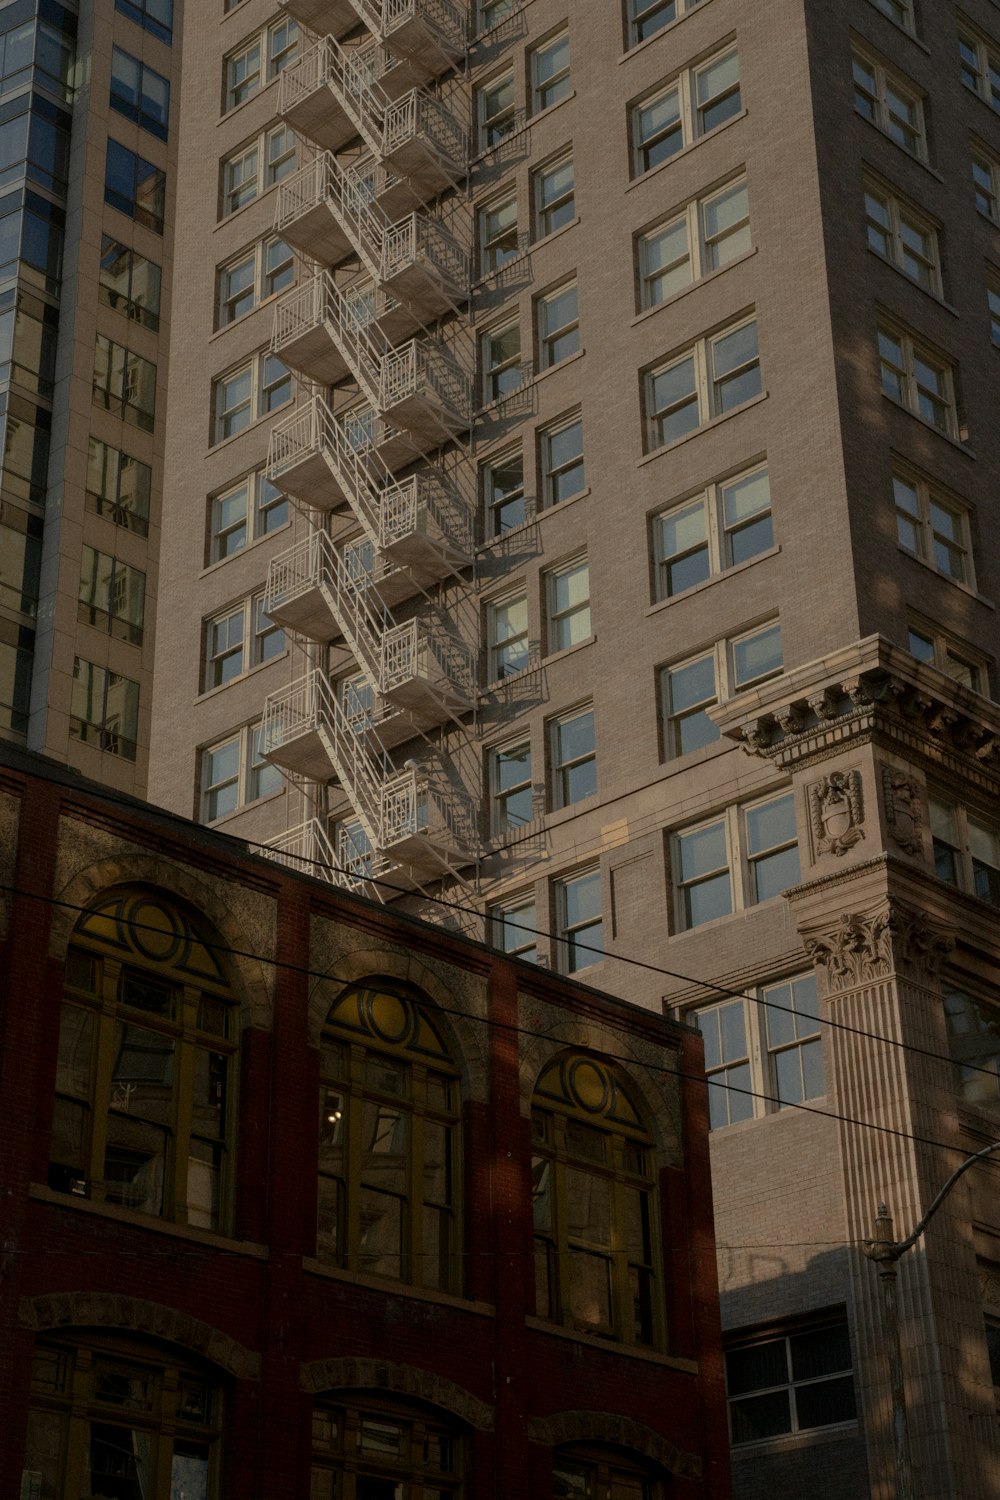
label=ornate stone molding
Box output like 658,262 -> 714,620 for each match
299,1357 -> 494,1429
882,767 -> 922,856
710,635 -> 1000,781
526,1410 -> 700,1477
801,897 -> 955,991
808,770 -> 865,856
19,1293 -> 259,1378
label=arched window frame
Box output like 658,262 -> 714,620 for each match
531,1052 -> 662,1347
311,1393 -> 464,1499
49,889 -> 239,1232
317,980 -> 462,1293
23,1333 -> 222,1499
552,1441 -> 667,1498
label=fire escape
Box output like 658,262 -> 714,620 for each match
260,0 -> 476,896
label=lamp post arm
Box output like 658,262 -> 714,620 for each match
894,1138 -> 1000,1257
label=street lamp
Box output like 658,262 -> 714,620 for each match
863,1139 -> 1000,1500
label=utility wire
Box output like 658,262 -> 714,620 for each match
2,881 -> 999,1172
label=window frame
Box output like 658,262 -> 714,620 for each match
653,461 -> 773,599
486,587 -> 531,681
77,545 -> 146,646
660,621 -> 782,760
481,446 -> 526,537
488,737 -> 533,837
110,44 -> 170,140
545,554 -> 591,655
852,45 -> 926,159
86,439 -> 151,537
531,30 -> 571,113
212,350 -> 292,444
202,590 -> 285,692
98,236 -> 162,331
869,0 -> 914,32
92,333 -> 157,432
943,984 -> 1000,1105
104,139 -> 166,234
209,468 -> 288,563
549,702 -> 597,810
201,721 -> 282,821
69,659 -> 140,760
217,234 -> 294,326
645,313 -> 762,451
960,27 -> 1000,113
973,144 -> 1000,222
478,190 -> 519,274
637,174 -> 751,310
490,893 -> 538,961
628,0 -> 703,48
221,122 -> 296,217
877,320 -> 958,437
481,318 -> 522,404
863,177 -> 941,295
536,279 -> 580,369
534,152 -> 575,239
224,18 -> 299,113
726,1317 -> 858,1445
907,622 -> 988,694
540,412 -> 585,508
892,467 -> 973,586
631,45 -> 741,178
930,797 -> 1000,906
672,790 -> 800,932
693,971 -> 824,1130
116,0 -> 173,44
553,865 -> 604,972
477,68 -> 516,150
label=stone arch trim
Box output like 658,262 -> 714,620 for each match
300,1356 -> 494,1431
50,856 -> 272,1029
307,944 -> 488,1102
518,1013 -> 684,1168
526,1410 -> 701,1478
19,1292 -> 260,1380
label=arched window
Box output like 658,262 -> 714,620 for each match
318,980 -> 461,1291
311,1394 -> 463,1499
552,1442 -> 666,1499
532,1053 -> 660,1346
49,890 -> 238,1231
23,1334 -> 221,1499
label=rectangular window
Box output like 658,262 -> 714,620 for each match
225,23 -> 297,109
632,47 -> 740,176
535,155 -> 574,238
555,866 -> 603,972
110,46 -> 170,139
209,470 -> 287,562
665,619 -> 781,758
550,704 -> 596,807
479,0 -> 514,30
541,414 -> 585,506
546,556 -> 590,653
491,895 -> 537,962
973,146 -> 1000,222
78,546 -> 146,646
943,987 -> 1000,1103
852,47 -> 925,158
877,322 -> 957,436
537,281 -> 579,368
695,971 -> 824,1128
487,590 -> 530,679
646,315 -> 761,450
86,440 -> 151,536
218,235 -> 293,325
482,320 -> 521,403
479,193 -> 518,274
892,470 -> 972,584
104,140 -> 165,234
908,624 -> 986,693
863,179 -> 940,293
531,31 -> 570,112
99,237 -> 162,331
726,1320 -> 857,1443
213,352 -> 291,443
477,70 -> 516,150
674,790 -> 799,930
989,280 -> 1000,347
116,0 -> 173,45
69,659 -> 140,760
654,463 -> 773,599
482,449 -> 525,537
201,722 -> 281,821
960,29 -> 1000,112
930,798 -> 1000,905
92,335 -> 157,431
639,176 -> 750,309
870,0 -> 913,30
222,124 -> 296,216
203,592 -> 284,691
489,740 -> 532,834
629,0 -> 702,47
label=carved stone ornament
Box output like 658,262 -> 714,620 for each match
882,767 -> 922,856
802,898 -> 955,991
808,770 -> 865,857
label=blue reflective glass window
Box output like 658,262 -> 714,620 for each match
115,0 -> 173,45
110,47 -> 169,139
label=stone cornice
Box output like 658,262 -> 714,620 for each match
710,634 -> 1000,782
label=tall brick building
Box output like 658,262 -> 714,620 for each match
147,0 -> 1000,1496
0,741 -> 728,1497
0,0 -> 181,794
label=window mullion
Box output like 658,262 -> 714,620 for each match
409,1068 -> 427,1287
681,69 -> 695,145
345,1047 -> 365,1270
172,987 -> 199,1223
748,997 -> 768,1115
696,342 -> 710,421
707,483 -> 722,570
89,962 -> 121,1197
552,1126 -> 570,1327
609,1147 -> 632,1340
727,804 -> 745,912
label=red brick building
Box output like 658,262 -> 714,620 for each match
0,742 -> 730,1499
